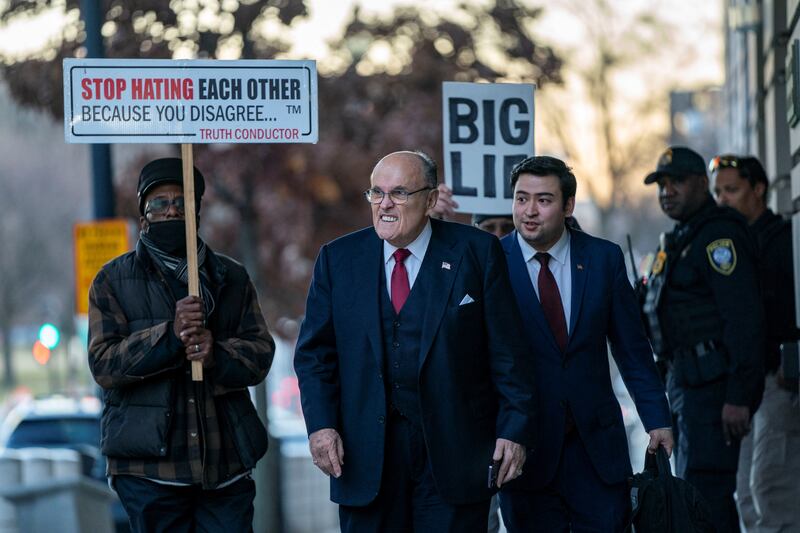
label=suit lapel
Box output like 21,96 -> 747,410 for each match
504,231 -> 561,354
568,229 -> 590,343
417,221 -> 461,370
356,231 -> 384,370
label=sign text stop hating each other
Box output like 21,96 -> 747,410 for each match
63,59 -> 318,144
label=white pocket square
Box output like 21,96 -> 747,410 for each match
459,294 -> 475,306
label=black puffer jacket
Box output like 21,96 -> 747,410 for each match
88,241 -> 274,481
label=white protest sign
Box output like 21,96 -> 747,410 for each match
442,82 -> 535,215
63,59 -> 318,144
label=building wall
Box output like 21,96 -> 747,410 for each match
725,0 -> 800,327
763,0 -> 791,212
723,0 -> 762,155
787,0 -> 800,319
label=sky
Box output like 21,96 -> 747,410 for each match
0,0 -> 724,83
297,0 -> 724,84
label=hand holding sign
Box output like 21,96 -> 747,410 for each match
180,144 -> 204,380
429,183 -> 459,220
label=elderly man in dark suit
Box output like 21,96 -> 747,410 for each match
498,156 -> 673,532
294,150 -> 536,532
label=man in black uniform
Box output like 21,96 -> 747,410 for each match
641,146 -> 764,532
711,154 -> 800,531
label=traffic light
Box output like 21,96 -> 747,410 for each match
38,323 -> 60,350
32,341 -> 51,365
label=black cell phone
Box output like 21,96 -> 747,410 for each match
781,342 -> 799,381
487,459 -> 500,488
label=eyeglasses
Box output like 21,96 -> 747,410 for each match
708,155 -> 739,173
145,196 -> 185,215
364,186 -> 431,204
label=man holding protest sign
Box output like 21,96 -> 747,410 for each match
88,158 -> 274,532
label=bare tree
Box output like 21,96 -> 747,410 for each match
536,0 -> 681,242
0,84 -> 89,387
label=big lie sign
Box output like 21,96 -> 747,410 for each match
442,82 -> 535,215
63,59 -> 318,144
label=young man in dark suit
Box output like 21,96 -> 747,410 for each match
294,150 -> 536,532
499,155 -> 673,532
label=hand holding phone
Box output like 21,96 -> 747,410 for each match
487,459 -> 501,488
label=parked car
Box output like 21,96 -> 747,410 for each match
0,394 -> 128,532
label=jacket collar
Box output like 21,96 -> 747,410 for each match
135,238 -> 227,285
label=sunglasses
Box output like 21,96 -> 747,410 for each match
708,155 -> 739,173
145,196 -> 185,215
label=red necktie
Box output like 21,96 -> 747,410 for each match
391,248 -> 412,314
535,252 -> 568,352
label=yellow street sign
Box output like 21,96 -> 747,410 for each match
74,219 -> 132,315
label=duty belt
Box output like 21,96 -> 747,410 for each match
671,339 -> 723,359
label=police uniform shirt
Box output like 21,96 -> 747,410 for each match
751,209 -> 797,372
658,198 -> 764,408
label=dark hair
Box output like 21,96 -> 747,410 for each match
510,156 -> 577,207
472,213 -> 513,225
411,150 -> 438,189
737,156 -> 769,203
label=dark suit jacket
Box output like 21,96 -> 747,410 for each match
294,219 -> 535,506
501,228 -> 670,489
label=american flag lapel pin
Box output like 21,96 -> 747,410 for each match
577,264 -> 584,270
441,261 -> 451,270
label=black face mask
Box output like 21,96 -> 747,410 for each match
144,220 -> 186,256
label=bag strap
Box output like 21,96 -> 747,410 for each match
655,446 -> 672,478
656,446 -> 673,531
644,447 -> 658,473
626,446 -> 674,533
626,447 -> 662,533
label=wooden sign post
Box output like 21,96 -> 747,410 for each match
181,143 -> 203,381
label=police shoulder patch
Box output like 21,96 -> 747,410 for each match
706,238 -> 736,275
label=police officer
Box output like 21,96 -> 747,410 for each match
711,154 -> 800,532
642,146 -> 764,533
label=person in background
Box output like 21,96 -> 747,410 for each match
641,146 -> 764,532
88,158 -> 274,532
711,153 -> 800,532
473,213 -> 516,239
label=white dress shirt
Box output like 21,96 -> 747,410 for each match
383,220 -> 432,301
517,227 -> 572,333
